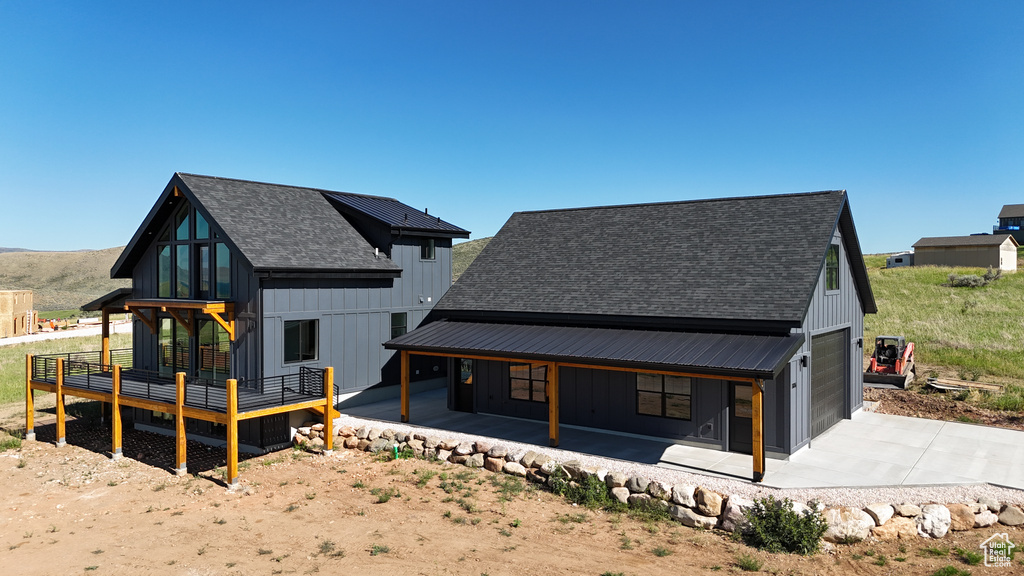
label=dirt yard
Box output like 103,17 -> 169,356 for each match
2,409 -> 1022,576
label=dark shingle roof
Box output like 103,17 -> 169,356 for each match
324,192 -> 469,237
436,191 -> 874,326
385,320 -> 805,379
913,234 -> 1018,248
998,204 -> 1024,219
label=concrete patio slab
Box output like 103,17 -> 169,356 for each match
339,388 -> 1024,490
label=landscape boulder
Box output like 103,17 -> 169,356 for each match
916,504 -> 951,538
946,503 -> 974,531
466,453 -> 485,468
871,517 -> 918,541
822,507 -> 875,543
503,462 -> 527,477
367,438 -> 391,453
893,503 -> 921,517
356,426 -> 369,440
436,449 -> 453,462
670,505 -> 718,530
998,505 -> 1024,526
863,503 -> 894,526
625,476 -> 649,494
695,487 -> 723,517
978,495 -> 1001,513
671,485 -> 696,508
342,436 -> 359,449
647,481 -> 671,501
974,510 -> 999,528
719,495 -> 754,533
610,487 -> 630,504
605,472 -> 627,489
484,457 -> 504,473
486,445 -> 508,459
473,441 -> 492,454
454,441 -> 475,456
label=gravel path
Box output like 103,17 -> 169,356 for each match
333,414 -> 1024,509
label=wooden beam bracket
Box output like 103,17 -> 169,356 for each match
208,310 -> 235,341
167,309 -> 194,337
127,305 -> 157,333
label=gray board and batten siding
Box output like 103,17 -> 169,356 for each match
261,237 -> 455,391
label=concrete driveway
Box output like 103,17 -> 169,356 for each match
341,388 -> 1024,490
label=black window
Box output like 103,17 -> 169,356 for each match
420,238 -> 435,260
284,320 -> 318,363
510,363 -> 547,402
826,244 -> 840,291
391,312 -> 407,339
636,373 -> 691,419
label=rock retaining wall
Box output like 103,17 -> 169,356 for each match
310,425 -> 1024,543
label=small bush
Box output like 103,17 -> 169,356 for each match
956,548 -> 983,566
0,431 -> 23,451
946,267 -> 1001,289
369,544 -> 390,556
548,469 -> 615,509
931,566 -> 970,576
741,496 -> 826,555
735,553 -> 763,572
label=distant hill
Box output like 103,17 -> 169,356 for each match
0,247 -> 130,311
0,247 -> 32,254
453,237 -> 491,281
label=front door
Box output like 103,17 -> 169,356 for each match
454,358 -> 474,412
729,382 -> 753,454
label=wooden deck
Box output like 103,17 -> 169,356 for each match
26,355 -> 335,486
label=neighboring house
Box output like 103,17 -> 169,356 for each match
994,204 -> 1024,244
885,251 -> 914,268
912,235 -> 1018,272
0,290 -> 33,338
87,173 -> 468,451
387,191 -> 876,481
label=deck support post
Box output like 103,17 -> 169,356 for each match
55,358 -> 66,446
400,350 -> 410,423
548,362 -> 559,447
752,378 -> 765,483
101,309 -> 111,371
323,367 -> 334,455
111,365 -> 122,460
226,378 -> 239,488
174,372 -> 187,476
25,355 -> 35,441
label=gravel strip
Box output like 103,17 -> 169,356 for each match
333,414 -> 1024,508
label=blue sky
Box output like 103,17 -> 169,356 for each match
1,1 -> 1021,254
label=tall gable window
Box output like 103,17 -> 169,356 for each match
420,238 -> 435,260
284,319 -> 318,363
637,373 -> 691,420
155,202 -> 231,300
825,244 -> 840,291
509,363 -> 546,402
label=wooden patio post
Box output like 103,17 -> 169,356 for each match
752,378 -> 765,483
25,354 -> 35,441
400,350 -> 410,423
101,309 -> 110,371
548,362 -> 559,447
111,365 -> 122,460
174,372 -> 187,476
226,378 -> 239,487
323,367 -> 334,454
55,358 -> 66,446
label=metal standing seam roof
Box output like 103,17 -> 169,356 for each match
324,192 -> 470,236
913,234 -> 1019,248
385,321 -> 805,379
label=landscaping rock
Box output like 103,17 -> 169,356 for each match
539,461 -> 558,475
306,436 -> 325,452
436,449 -> 452,462
519,450 -> 539,468
625,476 -> 649,494
338,425 -> 356,437
356,426 -> 369,440
367,438 -> 391,453
561,460 -> 584,480
610,487 -> 630,504
979,495 -> 1001,513
822,507 -> 875,543
343,436 -> 359,449
864,503 -> 894,526
526,469 -> 546,484
506,450 -> 523,463
788,501 -> 813,517
486,445 -> 508,459
407,439 -> 424,454
605,471 -> 627,489
380,428 -> 395,440
368,428 -> 383,441
695,487 -> 723,517
627,493 -> 652,507
473,440 -> 491,454
671,485 -> 696,508
894,503 -> 921,517
871,517 -> 917,541
297,426 -> 312,437
484,457 -> 504,473
998,505 -> 1024,526
947,503 -> 974,531
532,453 -> 552,468
439,439 -> 458,451
357,439 -> 371,451
450,454 -> 469,465
917,504 -> 951,538
293,432 -> 308,445
311,423 -> 325,432
454,441 -> 475,456
670,505 -> 718,529
647,481 -> 671,500
974,510 -> 999,528
719,495 -> 754,533
423,436 -> 440,449
466,453 -> 485,468
503,462 -> 527,477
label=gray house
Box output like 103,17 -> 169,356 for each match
994,204 -> 1024,244
99,173 -> 468,450
386,191 -> 875,481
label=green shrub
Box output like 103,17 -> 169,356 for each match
548,469 -> 616,509
931,566 -> 970,576
735,553 -> 763,571
740,496 -> 826,555
956,548 -> 983,566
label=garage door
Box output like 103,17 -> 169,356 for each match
811,329 -> 847,438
